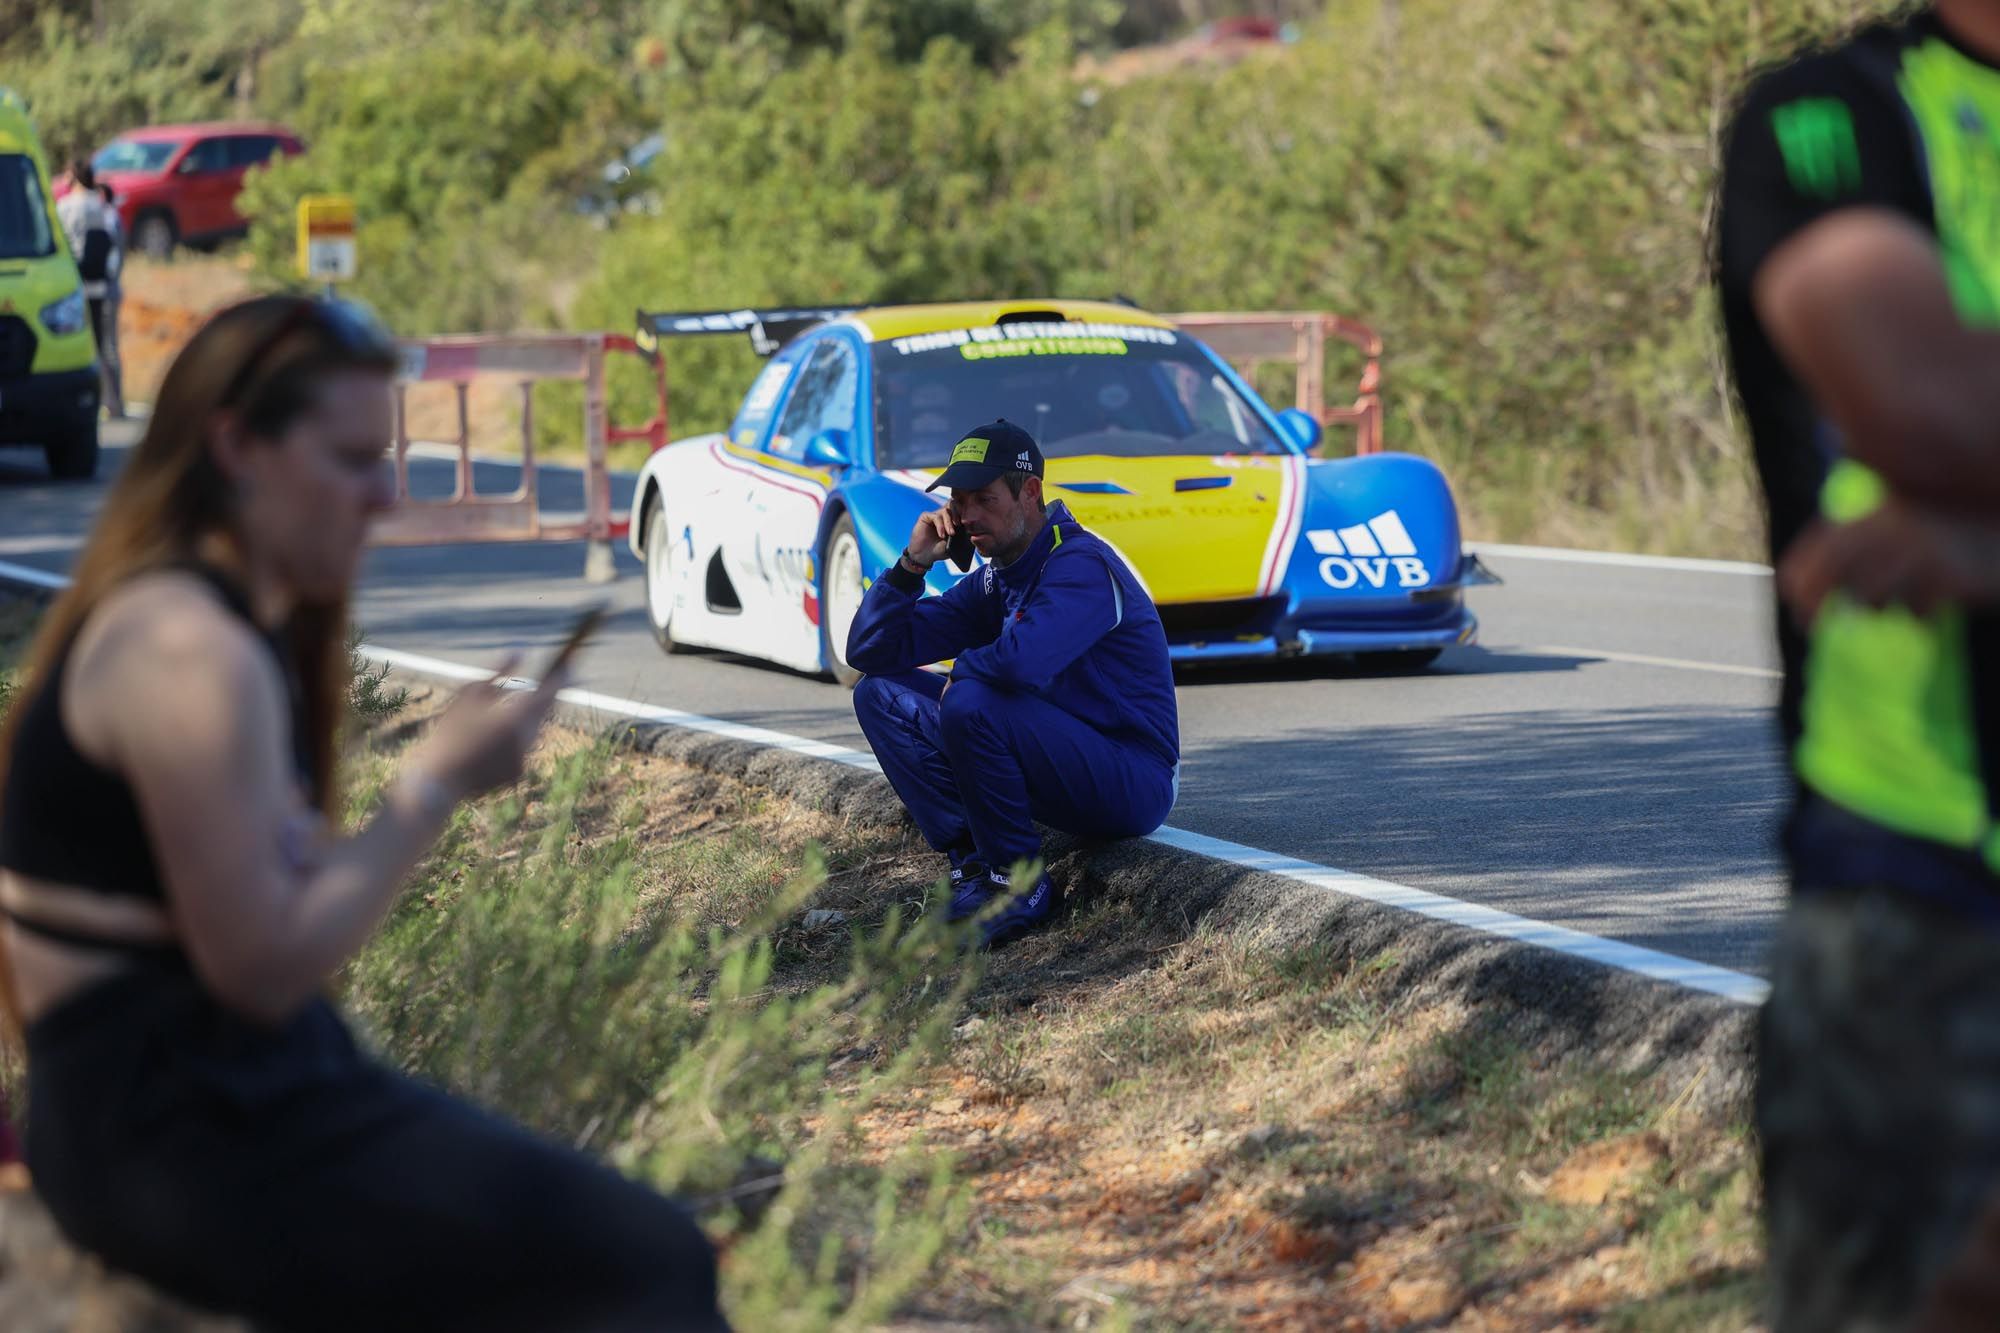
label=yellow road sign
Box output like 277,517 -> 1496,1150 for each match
297,194 -> 357,282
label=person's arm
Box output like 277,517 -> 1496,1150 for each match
85,584 -> 560,1026
949,548 -> 1122,693
845,509 -> 1000,674
1778,499 -> 2000,621
1754,215 -> 2000,512
1719,61 -> 2000,513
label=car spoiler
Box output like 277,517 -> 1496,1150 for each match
633,305 -> 865,360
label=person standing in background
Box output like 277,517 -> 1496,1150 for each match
94,180 -> 124,419
54,163 -> 123,420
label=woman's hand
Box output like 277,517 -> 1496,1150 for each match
404,659 -> 568,803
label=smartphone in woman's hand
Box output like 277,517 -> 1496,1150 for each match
541,601 -> 609,678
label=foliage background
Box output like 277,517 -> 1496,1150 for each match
0,0 -> 1908,555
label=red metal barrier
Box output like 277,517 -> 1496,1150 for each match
1171,311 -> 1385,455
371,333 -> 668,580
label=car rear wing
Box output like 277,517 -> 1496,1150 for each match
633,302 -> 1388,456
634,305 -> 864,359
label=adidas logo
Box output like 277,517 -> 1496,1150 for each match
1305,511 -> 1430,589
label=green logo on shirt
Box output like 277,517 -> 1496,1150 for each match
1772,98 -> 1863,199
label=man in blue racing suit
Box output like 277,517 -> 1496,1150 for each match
847,419 -> 1181,948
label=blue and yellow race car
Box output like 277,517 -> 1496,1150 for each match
627,299 -> 1493,685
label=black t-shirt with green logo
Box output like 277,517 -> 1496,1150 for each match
1717,7 -> 2000,881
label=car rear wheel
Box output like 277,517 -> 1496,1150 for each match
134,211 -> 176,260
44,421 -> 99,480
820,514 -> 866,688
643,502 -> 689,654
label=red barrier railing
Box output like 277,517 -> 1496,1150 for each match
1171,311 -> 1385,455
372,333 -> 668,580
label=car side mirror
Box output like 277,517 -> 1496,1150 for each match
176,156 -> 201,175
1276,408 -> 1323,453
803,427 -> 854,468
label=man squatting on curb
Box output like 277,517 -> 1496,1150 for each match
844,419 -> 1181,948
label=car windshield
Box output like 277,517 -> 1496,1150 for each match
0,155 -> 55,260
92,138 -> 177,174
870,321 -> 1287,469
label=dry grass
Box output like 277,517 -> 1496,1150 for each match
856,926 -> 1762,1331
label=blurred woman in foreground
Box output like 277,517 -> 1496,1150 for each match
0,296 -> 726,1332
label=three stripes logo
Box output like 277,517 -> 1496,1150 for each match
1305,511 -> 1430,590
1771,98 -> 1862,201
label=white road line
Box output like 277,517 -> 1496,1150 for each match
0,558 -> 1773,1006
1470,542 -> 1771,577
0,536 -> 83,558
0,559 -> 69,591
1148,827 -> 1769,1005
362,640 -> 1766,1006
359,647 -> 885,771
1513,643 -> 1782,680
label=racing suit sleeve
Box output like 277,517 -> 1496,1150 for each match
949,548 -> 1121,694
844,558 -> 1000,675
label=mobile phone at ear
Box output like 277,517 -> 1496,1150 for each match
542,601 -> 609,677
947,525 -> 975,573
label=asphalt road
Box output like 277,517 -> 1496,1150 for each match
1,424 -> 1788,974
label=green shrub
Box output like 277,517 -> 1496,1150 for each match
8,0 -> 1918,553
340,743 -> 982,1325
237,33 -> 647,334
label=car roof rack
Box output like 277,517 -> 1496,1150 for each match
634,305 -> 865,359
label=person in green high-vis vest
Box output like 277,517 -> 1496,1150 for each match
1717,3 -> 2000,1328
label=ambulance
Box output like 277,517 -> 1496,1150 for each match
0,89 -> 99,479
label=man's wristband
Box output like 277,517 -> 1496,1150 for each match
885,551 -> 930,591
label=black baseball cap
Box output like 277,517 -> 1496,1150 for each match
925,419 -> 1044,493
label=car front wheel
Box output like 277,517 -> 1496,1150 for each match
44,420 -> 99,480
820,514 -> 866,688
643,502 -> 689,654
134,211 -> 176,260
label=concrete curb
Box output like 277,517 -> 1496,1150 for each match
555,692 -> 1756,1125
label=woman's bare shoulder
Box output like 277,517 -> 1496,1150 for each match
65,572 -> 282,758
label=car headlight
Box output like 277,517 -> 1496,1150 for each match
40,289 -> 86,336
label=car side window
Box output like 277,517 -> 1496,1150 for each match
228,136 -> 280,170
768,340 -> 856,461
730,347 -> 804,449
181,138 -> 231,174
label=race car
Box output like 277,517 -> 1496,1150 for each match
626,299 -> 1493,685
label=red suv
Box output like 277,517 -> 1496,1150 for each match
59,121 -> 305,259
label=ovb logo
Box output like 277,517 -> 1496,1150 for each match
1306,512 -> 1429,589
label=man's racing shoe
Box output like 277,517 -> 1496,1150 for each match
946,863 -> 995,923
978,869 -> 1055,950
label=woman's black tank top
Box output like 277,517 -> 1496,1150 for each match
0,564 -> 313,946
